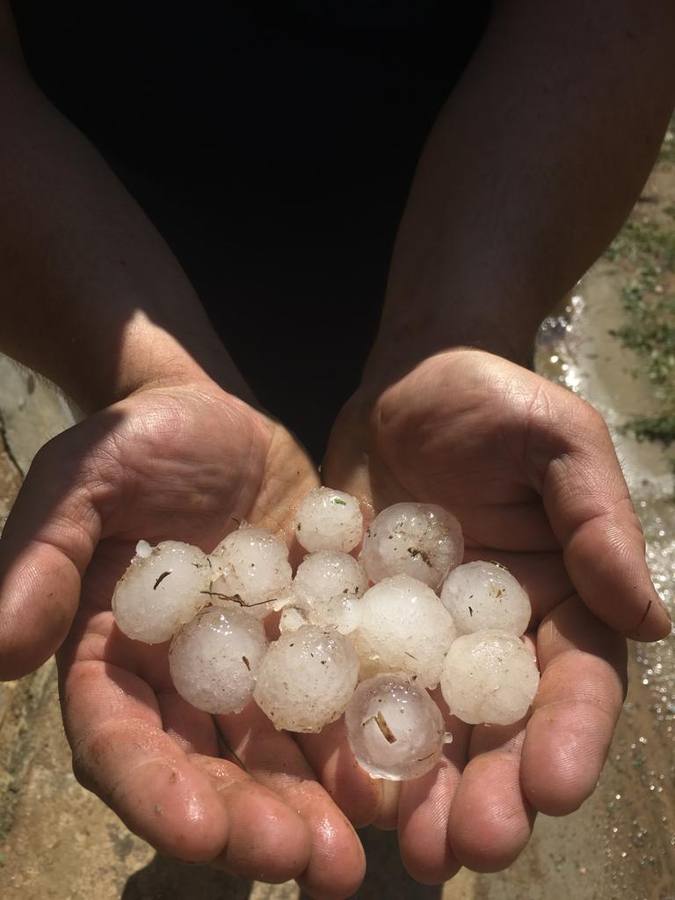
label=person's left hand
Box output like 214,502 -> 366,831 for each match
307,348 -> 669,884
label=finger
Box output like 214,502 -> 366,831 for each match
219,704 -> 366,899
539,404 -> 670,639
447,723 -> 534,873
521,596 -> 627,816
0,425 -> 108,679
296,717 -> 383,827
60,656 -> 312,881
397,700 -> 470,885
156,691 -> 220,756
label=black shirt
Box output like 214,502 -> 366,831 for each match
11,2 -> 492,456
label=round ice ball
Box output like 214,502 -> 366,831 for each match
293,551 -> 367,608
306,593 -> 363,635
360,503 -> 463,589
210,525 -> 292,618
254,625 -> 359,733
354,575 -> 457,688
112,541 -> 211,643
440,561 -> 531,636
294,487 -> 363,553
345,673 -> 448,781
169,607 -> 267,714
440,630 -> 540,726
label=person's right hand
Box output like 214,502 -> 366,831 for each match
0,376 -> 366,898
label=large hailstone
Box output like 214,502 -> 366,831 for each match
210,525 -> 292,618
345,673 -> 448,781
354,575 -> 457,688
254,625 -> 359,733
360,502 -> 463,589
294,487 -> 363,553
293,551 -> 367,634
112,540 -> 211,643
440,630 -> 540,725
169,607 -> 267,714
440,561 -> 531,636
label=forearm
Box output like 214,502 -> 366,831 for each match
366,0 -> 675,383
0,51 -> 249,411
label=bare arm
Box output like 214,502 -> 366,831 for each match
366,0 -> 675,382
0,1 -> 248,409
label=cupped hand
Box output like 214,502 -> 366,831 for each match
0,378 -> 365,898
320,348 -> 670,884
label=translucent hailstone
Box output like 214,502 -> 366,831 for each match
210,525 -> 292,619
354,575 -> 457,688
254,625 -> 359,733
112,541 -> 211,643
440,630 -> 540,726
345,673 -> 448,781
169,607 -> 267,714
279,606 -> 308,633
292,551 -> 367,634
360,502 -> 464,589
440,561 -> 531,636
294,487 -> 363,553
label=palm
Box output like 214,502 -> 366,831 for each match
1,382 -> 365,897
322,349 -> 664,882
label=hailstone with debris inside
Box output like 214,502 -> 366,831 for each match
169,606 -> 267,714
360,502 -> 464,588
345,673 -> 449,781
440,630 -> 540,725
112,540 -> 211,643
294,487 -> 363,553
354,575 -> 457,688
254,625 -> 359,732
440,561 -> 531,636
210,525 -> 292,618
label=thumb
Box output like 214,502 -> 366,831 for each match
0,420 -> 112,679
537,401 -> 670,642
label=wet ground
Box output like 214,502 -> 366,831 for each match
1,139 -> 674,898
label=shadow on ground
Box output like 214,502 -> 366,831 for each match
122,829 -> 443,900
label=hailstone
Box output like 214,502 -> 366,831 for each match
360,503 -> 463,588
354,575 -> 457,688
279,606 -> 308,633
294,487 -> 363,553
254,625 -> 359,732
440,630 -> 540,725
169,607 -> 267,714
292,551 -> 366,634
345,673 -> 448,781
210,525 -> 292,618
440,561 -> 531,636
112,540 -> 211,643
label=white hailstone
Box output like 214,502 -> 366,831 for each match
292,550 -> 366,634
210,525 -> 292,619
359,502 -> 463,589
345,673 -> 449,781
307,593 -> 363,635
440,561 -> 531,636
169,607 -> 267,714
279,606 -> 308,633
254,625 -> 359,733
440,630 -> 540,726
294,487 -> 363,553
112,541 -> 211,644
354,575 -> 456,688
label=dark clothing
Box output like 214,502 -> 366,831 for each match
11,2 -> 491,457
